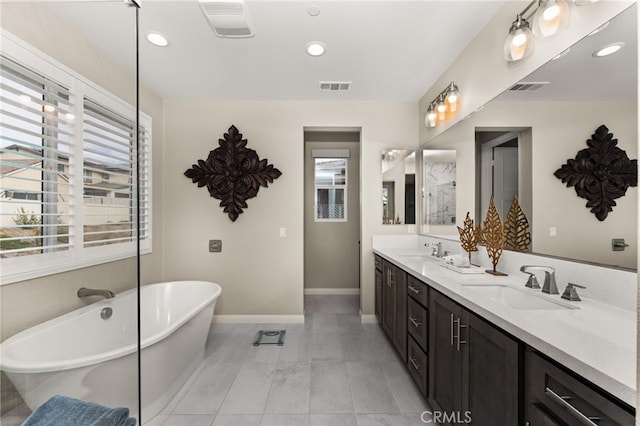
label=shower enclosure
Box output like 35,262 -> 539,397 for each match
0,1 -> 147,423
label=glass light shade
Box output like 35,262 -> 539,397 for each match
532,0 -> 571,37
504,15 -> 534,62
445,83 -> 459,113
436,95 -> 446,121
425,105 -> 437,127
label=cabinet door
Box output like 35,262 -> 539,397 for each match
428,291 -> 462,418
382,261 -> 394,338
393,265 -> 407,362
461,310 -> 519,425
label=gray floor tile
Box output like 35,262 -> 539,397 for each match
346,362 -> 400,414
311,332 -> 344,362
310,362 -> 354,413
218,363 -> 276,414
379,361 -> 430,414
277,332 -> 313,363
212,414 -> 262,425
310,413 -> 358,426
162,414 -> 215,425
264,362 -> 311,414
260,414 -> 309,426
173,363 -> 242,414
356,413 -> 409,426
341,333 -> 377,362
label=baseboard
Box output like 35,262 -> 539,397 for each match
213,315 -> 305,324
360,312 -> 378,324
304,288 -> 360,295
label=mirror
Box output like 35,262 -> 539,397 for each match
381,149 -> 416,224
422,4 -> 637,270
422,150 -> 457,234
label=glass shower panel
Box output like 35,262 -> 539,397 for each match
0,1 -> 141,424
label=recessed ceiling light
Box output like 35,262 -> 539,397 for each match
552,48 -> 570,60
307,5 -> 320,17
593,42 -> 624,57
147,32 -> 169,47
588,21 -> 609,36
306,42 -> 326,57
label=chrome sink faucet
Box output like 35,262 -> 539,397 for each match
77,287 -> 115,299
519,265 -> 559,295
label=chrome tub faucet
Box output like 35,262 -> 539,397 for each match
77,287 -> 116,299
519,265 -> 559,295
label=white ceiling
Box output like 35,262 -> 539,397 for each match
47,0 -> 505,101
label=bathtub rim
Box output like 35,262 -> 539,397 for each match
0,280 -> 221,373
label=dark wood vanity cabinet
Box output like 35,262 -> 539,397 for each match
381,259 -> 407,362
429,290 -> 519,426
406,275 -> 429,396
524,349 -> 634,426
374,256 -> 382,324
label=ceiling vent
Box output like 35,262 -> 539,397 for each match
320,81 -> 351,92
509,81 -> 550,92
199,0 -> 254,38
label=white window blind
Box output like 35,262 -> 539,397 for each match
0,43 -> 152,284
0,57 -> 74,257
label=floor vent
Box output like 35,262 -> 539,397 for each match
509,81 -> 550,92
320,81 -> 351,92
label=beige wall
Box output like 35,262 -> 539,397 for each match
0,3 -> 165,341
163,100 -> 417,318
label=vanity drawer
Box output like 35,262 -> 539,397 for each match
407,335 -> 428,397
525,350 -> 634,426
407,275 -> 428,307
407,297 -> 427,352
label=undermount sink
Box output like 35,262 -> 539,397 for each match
398,254 -> 437,262
462,284 -> 578,311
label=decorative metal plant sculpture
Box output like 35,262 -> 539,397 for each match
184,125 -> 282,222
554,125 -> 637,221
483,196 -> 507,276
503,195 -> 531,252
457,212 -> 480,263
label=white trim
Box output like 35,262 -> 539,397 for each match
213,315 -> 305,324
360,313 -> 378,324
304,288 -> 360,295
311,148 -> 350,158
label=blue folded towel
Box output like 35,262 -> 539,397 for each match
22,395 -> 136,426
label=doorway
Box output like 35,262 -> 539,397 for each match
303,129 -> 361,295
475,128 -> 532,224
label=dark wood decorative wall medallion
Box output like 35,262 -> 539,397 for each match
184,125 -> 282,222
554,125 -> 637,221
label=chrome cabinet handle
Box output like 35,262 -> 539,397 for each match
450,313 -> 455,346
409,357 -> 421,371
455,318 -> 467,351
545,387 -> 600,426
408,285 -> 421,295
409,316 -> 422,327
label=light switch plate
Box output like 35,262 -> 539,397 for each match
209,239 -> 222,252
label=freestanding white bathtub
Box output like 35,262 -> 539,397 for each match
0,281 -> 221,423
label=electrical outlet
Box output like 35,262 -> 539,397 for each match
549,227 -> 557,237
209,239 -> 222,252
279,227 -> 286,238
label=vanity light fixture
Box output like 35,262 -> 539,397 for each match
504,0 -> 589,63
593,42 -> 624,57
306,42 -> 326,57
424,82 -> 461,128
147,32 -> 169,47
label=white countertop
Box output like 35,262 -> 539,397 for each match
373,247 -> 637,408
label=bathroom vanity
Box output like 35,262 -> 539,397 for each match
373,247 -> 635,426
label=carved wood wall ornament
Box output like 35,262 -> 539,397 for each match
184,125 -> 282,222
554,125 -> 637,221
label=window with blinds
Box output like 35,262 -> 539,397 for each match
0,50 -> 152,283
314,158 -> 348,221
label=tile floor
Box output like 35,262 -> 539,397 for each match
2,295 -> 434,426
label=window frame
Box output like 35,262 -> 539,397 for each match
0,31 -> 152,285
313,157 -> 348,223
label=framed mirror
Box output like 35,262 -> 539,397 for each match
421,3 -> 637,270
381,149 -> 416,225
